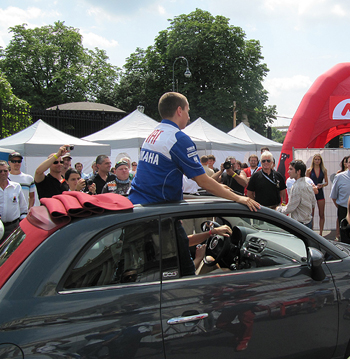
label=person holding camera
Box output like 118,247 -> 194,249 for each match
34,145 -> 70,199
212,156 -> 248,195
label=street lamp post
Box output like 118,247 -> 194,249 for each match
172,56 -> 191,92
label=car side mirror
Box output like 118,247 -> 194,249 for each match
307,247 -> 326,281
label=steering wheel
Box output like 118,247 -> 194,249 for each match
203,234 -> 232,266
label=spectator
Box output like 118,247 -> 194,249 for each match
34,145 -> 69,199
86,161 -> 98,179
200,155 -> 214,177
130,161 -> 138,178
74,162 -> 88,179
65,168 -> 87,192
337,156 -> 350,174
212,156 -> 248,196
286,176 -> 318,196
306,154 -> 328,235
236,161 -> 243,170
241,162 -> 248,169
0,160 -> 28,242
207,154 -> 220,173
335,155 -> 350,239
244,154 -> 261,180
120,156 -> 134,180
102,161 -> 131,195
340,195 -> 350,244
247,151 -> 286,209
61,153 -> 72,176
330,156 -> 350,241
8,152 -> 35,209
276,160 -> 316,228
91,155 -> 116,194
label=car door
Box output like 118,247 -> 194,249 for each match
0,217 -> 165,359
159,214 -> 338,359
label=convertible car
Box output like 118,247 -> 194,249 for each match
0,192 -> 349,359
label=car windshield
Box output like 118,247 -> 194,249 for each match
0,227 -> 26,268
226,216 -> 290,234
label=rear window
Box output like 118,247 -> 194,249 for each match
0,227 -> 26,268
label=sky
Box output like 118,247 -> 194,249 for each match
1,0 -> 350,127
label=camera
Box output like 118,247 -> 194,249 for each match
66,145 -> 74,151
86,179 -> 93,186
223,161 -> 232,170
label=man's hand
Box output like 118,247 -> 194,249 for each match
236,196 -> 260,212
211,225 -> 232,237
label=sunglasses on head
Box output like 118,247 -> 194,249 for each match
53,161 -> 64,164
0,169 -> 8,173
261,159 -> 272,163
10,160 -> 22,163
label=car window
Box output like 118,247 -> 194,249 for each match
171,214 -> 309,277
63,218 -> 160,289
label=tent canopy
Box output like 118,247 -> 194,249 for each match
183,118 -> 256,151
83,110 -> 159,148
227,123 -> 283,151
0,119 -> 110,157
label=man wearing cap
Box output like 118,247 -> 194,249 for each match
62,153 -> 72,176
8,152 -> 35,209
34,145 -> 69,199
0,160 -> 28,242
102,161 -> 131,195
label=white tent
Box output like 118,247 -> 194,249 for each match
0,119 -> 110,177
227,123 -> 283,151
83,110 -> 160,163
227,122 -> 282,164
183,117 -> 256,165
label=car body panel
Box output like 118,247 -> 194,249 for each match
0,196 -> 349,358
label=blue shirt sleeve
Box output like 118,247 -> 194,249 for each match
170,131 -> 205,179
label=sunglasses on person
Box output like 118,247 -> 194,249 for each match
53,161 -> 64,164
0,169 -> 8,173
9,160 -> 22,163
261,159 -> 272,163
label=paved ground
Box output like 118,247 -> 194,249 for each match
317,230 -> 338,241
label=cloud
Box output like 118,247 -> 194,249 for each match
263,0 -> 350,18
0,5 -> 60,47
264,75 -> 312,97
81,30 -> 119,49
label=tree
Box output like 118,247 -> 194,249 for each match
271,127 -> 286,144
114,9 -> 276,133
0,72 -> 31,137
0,21 -> 119,109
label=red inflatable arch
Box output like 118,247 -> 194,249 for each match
277,63 -> 350,180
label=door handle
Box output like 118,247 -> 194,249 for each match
167,313 -> 208,325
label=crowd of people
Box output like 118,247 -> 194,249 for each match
0,91 -> 349,246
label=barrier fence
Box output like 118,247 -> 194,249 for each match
0,100 -> 125,139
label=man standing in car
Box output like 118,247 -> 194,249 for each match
276,160 -> 316,228
129,92 -> 259,211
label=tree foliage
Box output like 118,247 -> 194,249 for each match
0,72 -> 31,138
271,127 -> 286,144
0,21 -> 119,109
114,9 -> 276,133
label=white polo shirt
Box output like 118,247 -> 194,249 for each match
0,180 -> 28,223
